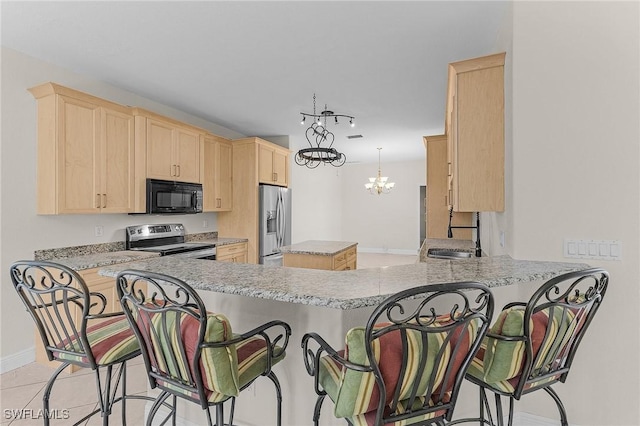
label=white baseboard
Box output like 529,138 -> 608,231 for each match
0,346 -> 35,374
147,403 -> 254,426
357,247 -> 420,256
516,412 -> 565,426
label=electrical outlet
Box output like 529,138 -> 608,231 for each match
94,225 -> 104,237
203,220 -> 208,228
499,231 -> 505,247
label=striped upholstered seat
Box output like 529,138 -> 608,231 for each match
302,282 -> 493,426
140,310 -> 286,403
10,261 -> 149,426
54,315 -> 139,366
317,320 -> 478,426
461,268 -> 609,426
466,305 -> 579,390
117,270 -> 291,426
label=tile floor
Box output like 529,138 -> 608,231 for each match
0,252 -> 418,425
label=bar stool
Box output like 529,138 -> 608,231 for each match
459,268 -> 609,426
301,281 -> 494,426
116,269 -> 291,426
10,260 -> 147,425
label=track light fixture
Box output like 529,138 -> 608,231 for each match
295,93 -> 356,168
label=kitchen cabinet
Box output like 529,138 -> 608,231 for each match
29,83 -> 135,214
137,109 -> 202,184
217,137 -> 291,263
445,52 -> 505,212
283,244 -> 357,271
216,242 -> 248,263
424,135 -> 473,239
258,142 -> 289,187
201,134 -> 233,211
34,266 -> 122,372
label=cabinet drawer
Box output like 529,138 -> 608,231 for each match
346,247 -> 356,260
217,242 -> 247,258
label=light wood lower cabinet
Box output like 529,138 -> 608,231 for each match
216,242 -> 248,263
34,267 -> 122,373
284,246 -> 357,271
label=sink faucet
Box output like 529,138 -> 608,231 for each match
447,207 -> 482,257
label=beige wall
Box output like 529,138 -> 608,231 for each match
508,2 -> 639,425
341,159 -> 425,253
0,47 -> 245,364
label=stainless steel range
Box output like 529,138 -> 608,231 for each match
125,224 -> 216,260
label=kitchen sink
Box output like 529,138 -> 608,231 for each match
427,249 -> 473,259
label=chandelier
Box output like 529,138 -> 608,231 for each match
365,148 -> 395,195
295,93 -> 355,168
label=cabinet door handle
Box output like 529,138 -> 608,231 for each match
103,194 -> 107,208
96,194 -> 101,209
216,198 -> 221,208
177,165 -> 181,176
172,165 -> 176,176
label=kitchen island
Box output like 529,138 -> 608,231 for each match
99,255 -> 589,426
281,240 -> 357,271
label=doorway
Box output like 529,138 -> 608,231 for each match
419,185 -> 426,247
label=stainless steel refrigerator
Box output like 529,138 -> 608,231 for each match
259,184 -> 292,266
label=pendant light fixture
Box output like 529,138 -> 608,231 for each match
365,148 -> 395,195
295,93 -> 355,168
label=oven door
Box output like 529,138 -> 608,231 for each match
147,179 -> 203,214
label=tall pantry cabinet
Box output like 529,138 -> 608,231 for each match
217,137 -> 290,264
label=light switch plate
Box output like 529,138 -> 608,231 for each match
564,239 -> 621,261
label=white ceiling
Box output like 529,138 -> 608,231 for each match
1,1 -> 508,164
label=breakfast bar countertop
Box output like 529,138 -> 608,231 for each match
280,240 -> 358,256
99,255 -> 590,310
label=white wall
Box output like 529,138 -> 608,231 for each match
0,47 -> 245,362
341,160 -> 425,253
508,2 -> 639,425
289,151 -> 344,243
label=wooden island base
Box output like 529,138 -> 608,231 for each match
281,240 -> 357,271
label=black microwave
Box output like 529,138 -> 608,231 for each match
146,179 -> 203,214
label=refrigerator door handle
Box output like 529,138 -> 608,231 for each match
280,191 -> 286,247
275,190 -> 283,248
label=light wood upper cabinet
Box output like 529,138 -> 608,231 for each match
143,114 -> 201,184
201,134 -> 233,212
424,135 -> 472,239
445,52 -> 505,212
258,142 -> 289,186
29,83 -> 135,214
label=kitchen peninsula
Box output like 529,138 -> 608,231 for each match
99,255 -> 589,426
281,240 -> 357,271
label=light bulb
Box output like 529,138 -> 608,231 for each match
300,116 -> 306,125
350,118 -> 354,127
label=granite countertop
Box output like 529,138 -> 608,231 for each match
43,250 -> 161,271
280,240 -> 358,256
99,255 -> 590,310
194,237 -> 248,246
35,235 -> 248,271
